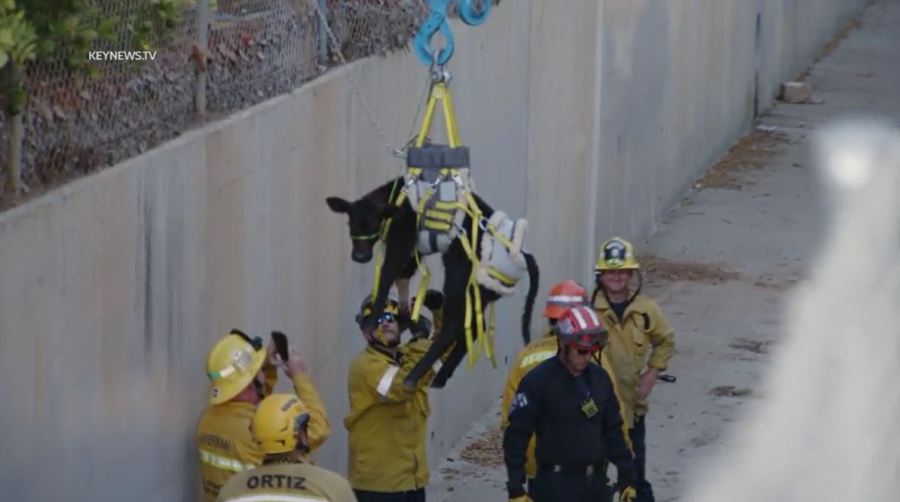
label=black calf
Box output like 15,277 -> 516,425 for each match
327,177 -> 539,388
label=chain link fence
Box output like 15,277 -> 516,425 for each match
17,1 -> 197,193
1,0 -> 454,207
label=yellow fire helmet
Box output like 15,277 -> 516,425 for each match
594,237 -> 641,272
355,292 -> 401,328
205,329 -> 267,405
252,394 -> 311,455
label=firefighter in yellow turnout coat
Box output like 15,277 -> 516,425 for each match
216,393 -> 356,502
593,238 -> 675,502
501,280 -> 628,490
197,330 -> 331,502
345,291 -> 445,502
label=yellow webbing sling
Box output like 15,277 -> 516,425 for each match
378,79 -> 509,370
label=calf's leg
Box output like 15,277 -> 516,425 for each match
403,244 -> 471,388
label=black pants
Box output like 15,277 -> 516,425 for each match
353,488 -> 425,502
530,471 -> 611,502
630,415 -> 654,502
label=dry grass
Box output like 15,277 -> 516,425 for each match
640,255 -> 743,285
817,18 -> 862,63
694,128 -> 790,190
796,17 -> 862,81
458,427 -> 505,467
752,272 -> 805,292
709,385 -> 754,398
729,337 -> 774,355
439,466 -> 461,480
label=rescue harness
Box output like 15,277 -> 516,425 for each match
364,0 -> 530,369
368,75 -> 529,370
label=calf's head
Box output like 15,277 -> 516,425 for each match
326,196 -> 398,263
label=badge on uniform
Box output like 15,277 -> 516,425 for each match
580,397 -> 598,418
509,392 -> 529,416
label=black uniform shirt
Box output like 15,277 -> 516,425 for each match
503,355 -> 635,497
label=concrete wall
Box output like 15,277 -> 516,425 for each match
0,0 -> 867,499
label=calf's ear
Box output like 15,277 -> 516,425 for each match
326,197 -> 351,214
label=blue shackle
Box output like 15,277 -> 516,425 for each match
413,0 -> 491,66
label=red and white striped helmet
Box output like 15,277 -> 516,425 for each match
543,280 -> 588,319
554,306 -> 608,352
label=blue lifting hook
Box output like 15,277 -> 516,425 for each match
413,0 -> 491,66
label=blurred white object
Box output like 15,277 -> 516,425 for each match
686,118 -> 900,502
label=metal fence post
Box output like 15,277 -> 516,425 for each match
195,0 -> 209,115
3,61 -> 24,197
316,0 -> 329,65
5,112 -> 23,197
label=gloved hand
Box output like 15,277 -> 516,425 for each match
509,496 -> 532,502
408,315 -> 432,339
618,485 -> 637,502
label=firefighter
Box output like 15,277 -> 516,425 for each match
503,306 -> 637,502
344,290 -> 444,502
196,329 -> 331,502
593,237 -> 675,502
216,393 -> 356,501
500,280 -> 630,493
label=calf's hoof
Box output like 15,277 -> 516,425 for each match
429,375 -> 448,388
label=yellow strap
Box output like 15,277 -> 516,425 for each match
485,301 -> 497,368
369,180 -> 402,300
411,276 -> 429,323
416,89 -> 438,147
486,223 -> 516,251
424,209 -> 454,222
455,227 -> 478,367
411,187 -> 434,322
471,275 -> 485,364
463,191 -> 481,220
488,267 -> 518,288
462,277 -> 475,366
370,241 -> 384,300
408,80 -> 486,369
395,190 -> 407,208
423,220 -> 452,232
469,289 -> 480,365
440,83 -> 460,146
410,249 -> 430,323
414,82 -> 460,148
466,203 -> 485,368
433,200 -> 459,211
416,187 -> 434,214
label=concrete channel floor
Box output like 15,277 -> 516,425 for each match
425,1 -> 900,500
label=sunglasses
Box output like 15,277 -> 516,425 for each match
376,312 -> 397,324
